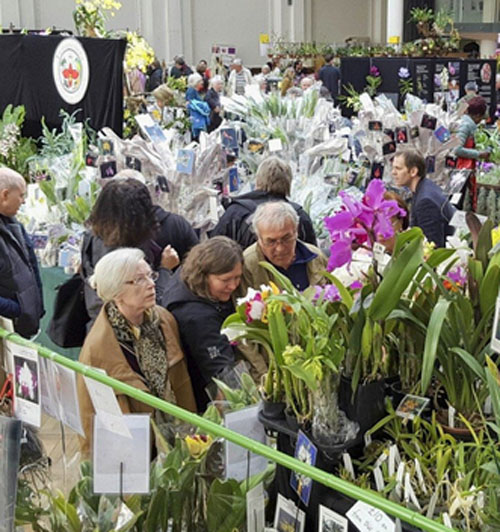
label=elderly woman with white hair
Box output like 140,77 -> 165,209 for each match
206,75 -> 224,132
185,73 -> 210,141
77,248 -> 196,456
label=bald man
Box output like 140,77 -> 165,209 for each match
0,168 -> 44,337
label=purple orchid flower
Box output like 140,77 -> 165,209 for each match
398,67 -> 410,79
447,266 -> 467,286
312,284 -> 341,303
369,66 -> 380,77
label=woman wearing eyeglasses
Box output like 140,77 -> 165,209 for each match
77,248 -> 196,456
162,237 -> 268,411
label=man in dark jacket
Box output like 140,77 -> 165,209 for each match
318,54 -> 340,104
0,169 -> 43,338
392,149 -> 455,247
170,56 -> 193,79
210,156 -> 317,249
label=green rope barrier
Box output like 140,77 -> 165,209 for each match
0,328 -> 456,532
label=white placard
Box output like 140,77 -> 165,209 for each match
8,342 -> 41,427
224,405 -> 268,481
342,452 -> 355,479
374,466 -> 385,492
93,414 -> 150,494
491,295 -> 500,354
268,138 -> 283,152
39,357 -> 59,420
451,193 -> 462,205
84,372 -> 131,438
274,494 -> 305,532
346,501 -> 395,532
449,210 -> 487,230
318,505 -> 348,532
414,458 -> 427,495
246,482 -> 265,532
52,362 -> 85,436
448,405 -> 456,428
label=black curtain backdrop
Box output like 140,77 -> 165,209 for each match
0,34 -> 126,139
403,0 -> 435,43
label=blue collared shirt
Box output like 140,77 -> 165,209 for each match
276,241 -> 317,291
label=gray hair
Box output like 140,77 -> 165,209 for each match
255,156 -> 292,197
232,58 -> 243,66
89,248 -> 146,302
187,72 -> 203,88
252,201 -> 299,239
209,75 -> 224,89
0,168 -> 24,191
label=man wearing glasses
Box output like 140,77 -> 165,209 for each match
240,202 -> 327,294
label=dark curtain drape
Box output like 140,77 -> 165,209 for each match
0,35 -> 126,139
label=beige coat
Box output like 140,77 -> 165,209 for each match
76,305 -> 196,456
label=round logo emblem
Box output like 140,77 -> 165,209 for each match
53,38 -> 89,104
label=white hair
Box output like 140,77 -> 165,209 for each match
232,58 -> 242,66
188,72 -> 203,88
114,169 -> 146,184
0,168 -> 24,191
89,248 -> 145,302
209,75 -> 224,89
252,201 -> 299,239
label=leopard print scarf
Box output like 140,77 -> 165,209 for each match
105,302 -> 168,400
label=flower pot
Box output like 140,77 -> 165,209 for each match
339,376 -> 386,434
260,399 -> 286,420
436,409 -> 478,442
284,407 -> 300,433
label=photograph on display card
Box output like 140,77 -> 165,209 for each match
176,149 -> 195,174
100,160 -> 117,179
229,167 -> 240,192
98,138 -> 114,156
370,162 -> 384,181
395,126 -> 408,144
30,233 -> 48,250
426,155 -> 436,174
368,120 -> 382,132
125,156 -> 142,172
274,494 -> 305,532
144,124 -> 167,144
383,128 -> 395,141
318,505 -> 348,532
248,140 -> 265,154
396,394 -> 430,420
290,430 -> 317,506
445,156 -> 457,169
410,125 -> 420,139
421,113 -> 437,130
382,141 -> 396,156
14,356 -> 39,405
434,126 -> 451,143
490,295 -> 500,354
156,175 -> 170,193
220,128 -> 238,151
85,152 -> 98,167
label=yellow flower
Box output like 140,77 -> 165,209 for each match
185,434 -> 213,459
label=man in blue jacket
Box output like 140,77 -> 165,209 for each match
392,149 -> 455,247
0,168 -> 44,338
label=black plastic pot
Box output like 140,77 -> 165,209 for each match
284,407 -> 300,432
339,376 -> 386,434
260,399 -> 286,420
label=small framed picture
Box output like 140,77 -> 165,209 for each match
434,125 -> 451,143
125,156 -> 142,172
274,494 -> 305,532
368,120 -> 382,131
248,140 -> 265,154
426,155 -> 436,174
490,294 -> 500,354
290,430 -> 317,506
220,127 -> 238,150
410,125 -> 420,139
318,505 -> 348,532
370,162 -> 384,181
395,126 -> 408,144
445,156 -> 457,169
98,138 -> 114,156
100,160 -> 117,179
176,149 -> 195,174
382,141 -> 396,156
421,113 -> 437,130
396,394 -> 430,420
85,152 -> 98,167
229,167 -> 240,192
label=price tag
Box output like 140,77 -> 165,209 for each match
448,405 -> 456,429
343,452 -> 355,479
268,138 -> 283,152
347,501 -> 395,532
373,242 -> 386,264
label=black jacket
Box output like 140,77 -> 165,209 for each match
152,205 -> 199,262
410,178 -> 455,247
209,190 -> 317,249
162,271 -> 236,411
0,215 -> 44,337
318,64 -> 340,100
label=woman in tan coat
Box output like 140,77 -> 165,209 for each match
77,247 -> 196,456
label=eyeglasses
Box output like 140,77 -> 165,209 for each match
125,271 -> 159,286
260,233 -> 297,249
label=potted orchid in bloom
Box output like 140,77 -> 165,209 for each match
223,267 -> 356,444
323,179 -> 427,431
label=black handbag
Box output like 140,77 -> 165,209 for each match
47,274 -> 90,348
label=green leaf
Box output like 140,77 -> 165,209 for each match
285,361 -> 318,390
368,234 -> 424,321
206,478 -> 244,532
479,263 -> 500,316
421,297 -> 451,394
450,347 -> 484,381
476,218 -> 494,268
